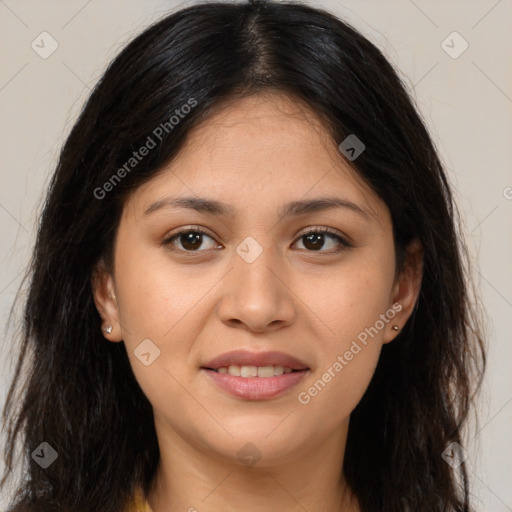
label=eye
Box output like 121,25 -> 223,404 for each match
293,228 -> 351,253
162,228 -> 220,252
162,226 -> 351,254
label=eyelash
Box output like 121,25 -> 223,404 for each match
162,226 -> 351,255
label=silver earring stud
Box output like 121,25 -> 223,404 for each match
103,325 -> 113,334
392,325 -> 400,331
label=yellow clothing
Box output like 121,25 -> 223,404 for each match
126,486 -> 153,512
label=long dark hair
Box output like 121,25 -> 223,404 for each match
1,1 -> 485,510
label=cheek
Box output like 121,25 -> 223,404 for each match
296,344 -> 382,429
294,247 -> 395,419
113,231 -> 211,343
301,244 -> 396,344
112,233 -> 215,398
296,282 -> 388,423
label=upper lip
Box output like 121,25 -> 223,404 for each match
202,350 -> 309,370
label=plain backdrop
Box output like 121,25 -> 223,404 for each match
0,1 -> 511,510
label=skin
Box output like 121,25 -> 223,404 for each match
93,92 -> 423,512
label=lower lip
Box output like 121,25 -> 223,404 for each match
202,368 -> 309,400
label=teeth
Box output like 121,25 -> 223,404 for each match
273,366 -> 284,376
227,365 -> 241,376
241,365 -> 257,377
257,366 -> 275,377
215,365 -> 298,377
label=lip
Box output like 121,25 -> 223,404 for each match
202,368 -> 309,400
201,349 -> 310,401
201,350 -> 309,371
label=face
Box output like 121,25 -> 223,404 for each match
94,92 -> 421,468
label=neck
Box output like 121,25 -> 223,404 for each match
147,417 -> 360,512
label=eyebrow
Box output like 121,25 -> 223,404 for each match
143,195 -> 370,219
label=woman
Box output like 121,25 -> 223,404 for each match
1,1 -> 485,511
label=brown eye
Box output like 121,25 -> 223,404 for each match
294,229 -> 350,253
163,229 -> 219,252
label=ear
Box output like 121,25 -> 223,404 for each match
384,238 -> 423,343
91,259 -> 123,342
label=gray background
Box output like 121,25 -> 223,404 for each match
1,0 -> 511,510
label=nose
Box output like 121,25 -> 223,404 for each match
216,242 -> 297,333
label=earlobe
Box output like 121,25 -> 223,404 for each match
385,239 -> 423,342
381,301 -> 403,343
91,260 -> 123,342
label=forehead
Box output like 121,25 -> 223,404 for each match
127,92 -> 387,223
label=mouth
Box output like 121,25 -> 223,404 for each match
201,349 -> 309,372
203,365 -> 303,377
201,350 -> 310,400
